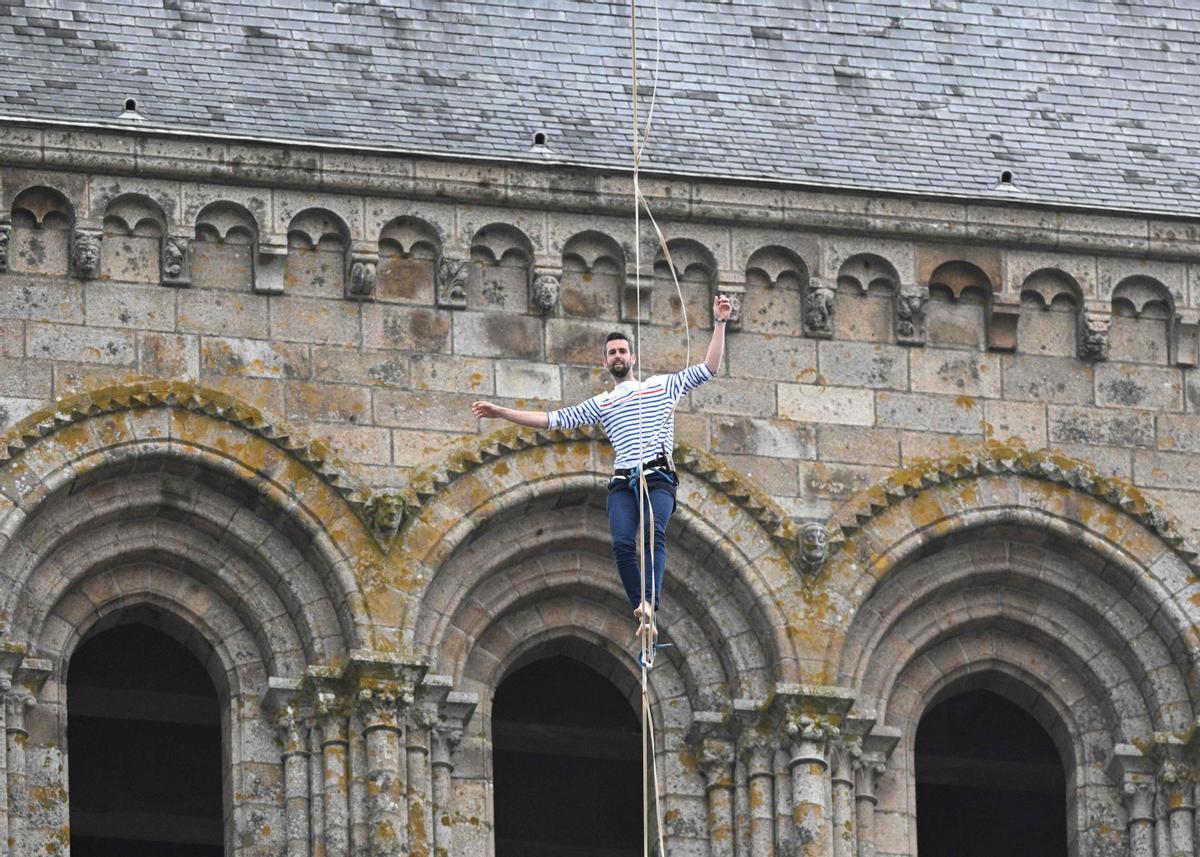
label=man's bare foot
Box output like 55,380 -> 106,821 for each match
634,604 -> 656,639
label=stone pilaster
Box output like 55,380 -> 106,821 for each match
689,717 -> 736,857
1155,741 -> 1195,857
852,727 -> 899,857
987,295 -> 1021,351
1112,743 -> 1158,857
316,692 -> 351,857
829,737 -> 861,857
255,234 -> 288,294
4,688 -> 34,857
430,689 -> 476,857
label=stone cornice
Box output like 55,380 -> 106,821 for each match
830,440 -> 1200,571
3,119 -> 1200,261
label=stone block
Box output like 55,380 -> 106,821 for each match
724,332 -> 817,383
51,363 -> 143,397
0,396 -> 43,428
0,279 -> 84,323
374,389 -> 477,431
674,412 -> 709,449
201,337 -> 310,379
910,348 -> 999,398
689,376 -> 775,417
722,453 -> 800,496
362,304 -> 452,353
410,353 -> 493,395
875,391 -> 983,434
778,383 -> 874,426
1094,363 -> 1183,412
27,322 -> 136,366
560,365 -> 610,403
305,423 -> 393,465
312,346 -> 409,388
818,341 -> 908,389
453,312 -> 543,360
710,416 -> 816,459
200,376 -> 285,415
801,460 -> 891,501
1048,405 -> 1154,449
0,357 -> 51,398
495,360 -> 561,400
0,319 -> 23,357
1133,450 -> 1200,491
982,399 -> 1047,448
85,281 -> 177,331
285,381 -> 371,423
1155,414 -> 1200,454
817,424 -> 901,466
1000,354 -> 1094,404
177,288 -> 271,338
1050,441 -> 1132,478
391,429 -> 472,468
546,318 -> 616,366
269,296 -> 360,346
140,332 -> 199,379
831,291 -> 894,343
925,299 -> 985,349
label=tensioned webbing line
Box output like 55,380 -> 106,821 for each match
630,0 -> 693,853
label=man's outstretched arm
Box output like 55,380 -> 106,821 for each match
471,401 -> 549,428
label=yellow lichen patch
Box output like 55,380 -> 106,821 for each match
954,395 -> 976,410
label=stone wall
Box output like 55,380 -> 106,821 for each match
0,123 -> 1199,856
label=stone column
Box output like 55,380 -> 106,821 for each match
430,722 -> 463,857
406,704 -> 436,857
1123,779 -> 1157,857
743,738 -> 775,857
1158,756 -> 1194,857
274,705 -> 311,857
696,736 -> 736,857
317,693 -> 351,857
830,738 -> 860,857
358,685 -> 411,857
4,689 -> 33,857
0,676 -> 11,857
787,717 -> 835,857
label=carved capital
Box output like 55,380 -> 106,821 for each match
696,736 -> 736,790
803,279 -> 835,338
0,221 -> 10,273
829,736 -> 862,785
161,234 -> 191,287
1122,778 -> 1156,822
273,704 -> 309,757
71,227 -> 103,279
4,687 -> 35,735
1157,756 -> 1194,807
530,273 -> 560,313
1079,307 -> 1111,362
315,691 -> 350,745
431,688 -> 477,769
895,285 -> 928,345
346,253 -> 379,301
436,256 -> 470,309
357,684 -> 413,732
431,723 -> 464,768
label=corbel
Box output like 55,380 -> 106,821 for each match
986,294 -> 1021,352
1078,299 -> 1112,362
71,221 -> 104,280
0,213 -> 10,273
1172,309 -> 1199,367
436,247 -> 470,309
530,266 -> 561,314
894,282 -> 929,346
254,233 -> 288,295
715,281 -> 744,331
346,240 -> 379,301
621,264 -> 653,323
803,276 -> 835,339
161,232 -> 193,287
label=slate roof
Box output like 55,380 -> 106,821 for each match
2,0 -> 1200,215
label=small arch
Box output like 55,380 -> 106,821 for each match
561,231 -> 625,319
927,259 -> 994,302
192,201 -> 258,291
1019,268 -> 1082,357
103,193 -> 167,283
655,238 -> 717,328
742,245 -> 808,335
925,260 -> 992,347
1110,275 -> 1174,364
286,208 -> 350,298
468,223 -> 534,312
835,252 -> 899,342
377,216 -> 441,303
9,186 -> 75,275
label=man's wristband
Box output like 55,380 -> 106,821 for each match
715,319 -> 727,325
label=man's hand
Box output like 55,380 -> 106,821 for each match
713,294 -> 733,322
472,401 -> 504,419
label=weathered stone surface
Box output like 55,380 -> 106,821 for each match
875,391 -> 983,434
779,383 -> 874,426
177,289 -> 271,339
27,322 -> 136,365
1094,363 -> 1183,412
1048,405 -> 1155,449
453,312 -> 542,360
201,336 -> 310,380
710,416 -> 816,460
818,341 -> 908,390
270,295 -> 360,346
1000,353 -> 1094,404
909,349 -> 1000,399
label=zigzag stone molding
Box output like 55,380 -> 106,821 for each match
0,379 -> 372,512
827,440 -> 1200,571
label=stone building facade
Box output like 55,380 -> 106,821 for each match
0,118 -> 1199,857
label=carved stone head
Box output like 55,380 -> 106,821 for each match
348,260 -> 377,299
804,285 -> 835,336
800,522 -> 828,571
895,289 -> 928,339
437,256 -> 470,308
162,236 -> 186,280
72,230 -> 102,278
531,274 -> 560,313
364,491 -> 406,538
1079,314 -> 1110,362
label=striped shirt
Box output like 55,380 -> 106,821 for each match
547,363 -> 714,469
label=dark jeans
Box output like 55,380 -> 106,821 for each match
606,470 -> 678,610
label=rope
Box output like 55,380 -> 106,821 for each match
630,0 -> 693,852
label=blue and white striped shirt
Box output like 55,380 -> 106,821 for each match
547,364 -> 714,469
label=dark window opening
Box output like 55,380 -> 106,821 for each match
1000,170 -> 1014,184
124,98 -> 137,112
68,621 -> 223,857
532,131 -> 547,146
493,655 -> 641,857
916,688 -> 1067,857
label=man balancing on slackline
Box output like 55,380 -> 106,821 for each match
472,294 -> 733,640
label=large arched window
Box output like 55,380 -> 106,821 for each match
492,655 -> 641,857
916,688 -> 1067,857
68,618 -> 223,856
